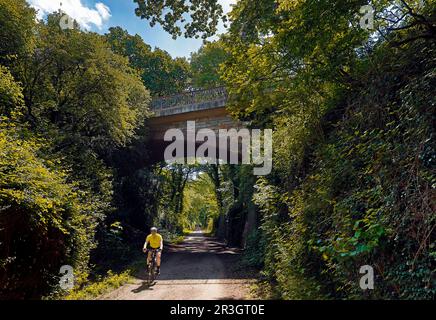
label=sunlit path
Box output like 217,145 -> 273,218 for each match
101,232 -> 257,300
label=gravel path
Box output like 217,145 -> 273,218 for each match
101,232 -> 256,300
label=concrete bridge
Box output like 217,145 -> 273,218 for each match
148,86 -> 241,135
147,87 -> 243,162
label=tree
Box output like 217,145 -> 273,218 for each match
106,27 -> 191,96
182,172 -> 219,230
0,70 -> 95,299
23,15 -> 151,155
133,0 -> 226,39
1,11 -> 153,298
0,0 -> 36,66
190,40 -> 229,89
0,66 -> 25,116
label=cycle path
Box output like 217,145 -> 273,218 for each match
101,231 -> 256,300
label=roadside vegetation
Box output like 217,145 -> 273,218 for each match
134,0 -> 436,300
1,0 -> 434,300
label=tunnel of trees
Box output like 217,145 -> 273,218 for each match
0,0 -> 435,300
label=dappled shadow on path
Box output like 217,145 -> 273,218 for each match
166,232 -> 242,254
133,232 -> 252,282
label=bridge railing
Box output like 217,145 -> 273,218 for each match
151,86 -> 228,117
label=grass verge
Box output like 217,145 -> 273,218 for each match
64,259 -> 145,300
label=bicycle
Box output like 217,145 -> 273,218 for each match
145,248 -> 160,285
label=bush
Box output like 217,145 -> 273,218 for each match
64,269 -> 132,300
241,229 -> 266,269
253,39 -> 435,300
0,119 -> 97,298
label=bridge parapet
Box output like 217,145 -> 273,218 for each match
151,86 -> 228,117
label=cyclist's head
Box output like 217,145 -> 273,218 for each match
150,227 -> 158,234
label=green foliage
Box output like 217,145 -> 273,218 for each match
252,39 -> 435,299
190,41 -> 229,89
106,27 -> 191,96
0,6 -> 154,299
158,229 -> 186,245
64,269 -> 133,300
182,172 -> 219,230
26,16 -> 151,152
157,165 -> 195,232
133,0 -> 226,39
253,178 -> 326,299
0,0 -> 36,66
2,0 -> 435,301
0,66 -> 25,116
240,230 -> 266,269
0,119 -> 96,298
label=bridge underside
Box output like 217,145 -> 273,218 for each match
147,107 -> 244,164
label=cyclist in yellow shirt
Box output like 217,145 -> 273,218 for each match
143,227 -> 163,274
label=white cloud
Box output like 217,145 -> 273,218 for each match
27,0 -> 111,30
95,3 -> 111,21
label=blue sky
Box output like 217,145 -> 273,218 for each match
27,0 -> 235,58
